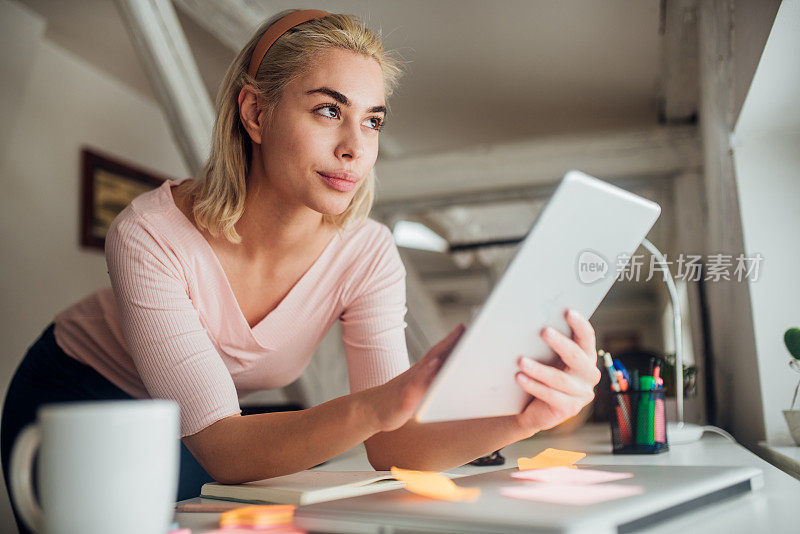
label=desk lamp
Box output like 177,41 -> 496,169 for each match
640,238 -> 704,444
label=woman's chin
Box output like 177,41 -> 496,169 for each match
308,196 -> 353,218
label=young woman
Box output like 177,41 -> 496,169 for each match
2,9 -> 600,530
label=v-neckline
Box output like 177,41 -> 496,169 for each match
164,178 -> 341,344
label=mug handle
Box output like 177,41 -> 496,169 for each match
10,424 -> 43,534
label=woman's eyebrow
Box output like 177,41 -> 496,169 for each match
305,87 -> 386,114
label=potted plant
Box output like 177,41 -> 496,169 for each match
783,327 -> 800,445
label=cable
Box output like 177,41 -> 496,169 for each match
700,425 -> 736,442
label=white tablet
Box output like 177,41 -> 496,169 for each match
415,170 -> 661,423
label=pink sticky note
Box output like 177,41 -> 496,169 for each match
500,483 -> 644,505
511,467 -> 633,485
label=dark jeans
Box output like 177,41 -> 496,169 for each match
1,323 -> 213,534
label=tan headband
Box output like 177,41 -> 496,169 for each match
247,9 -> 330,79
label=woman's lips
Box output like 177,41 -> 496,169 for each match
318,171 -> 358,192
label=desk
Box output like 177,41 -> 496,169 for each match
174,424 -> 800,533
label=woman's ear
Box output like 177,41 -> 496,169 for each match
237,84 -> 264,144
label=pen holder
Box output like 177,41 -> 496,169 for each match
609,389 -> 669,454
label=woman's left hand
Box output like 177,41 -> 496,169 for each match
514,309 -> 602,435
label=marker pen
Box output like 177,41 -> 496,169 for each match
603,352 -> 621,392
636,376 -> 657,446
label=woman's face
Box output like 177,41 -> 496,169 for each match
256,47 -> 386,217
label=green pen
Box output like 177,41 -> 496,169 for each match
637,375 -> 656,446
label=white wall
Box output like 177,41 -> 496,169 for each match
731,0 -> 800,443
0,0 -> 44,163
0,0 -> 189,528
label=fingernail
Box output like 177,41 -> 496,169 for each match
516,373 -> 530,384
567,309 -> 580,320
543,326 -> 555,337
521,357 -> 534,370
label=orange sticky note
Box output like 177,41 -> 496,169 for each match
391,466 -> 480,502
219,504 -> 296,529
517,448 -> 586,470
206,528 -> 303,534
206,527 -> 303,534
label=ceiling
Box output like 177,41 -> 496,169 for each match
18,0 -> 663,156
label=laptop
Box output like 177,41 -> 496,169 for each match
415,170 -> 662,423
293,464 -> 763,534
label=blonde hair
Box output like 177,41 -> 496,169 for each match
185,11 -> 404,244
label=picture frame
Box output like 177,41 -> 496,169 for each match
80,148 -> 170,250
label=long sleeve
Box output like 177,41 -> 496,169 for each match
339,225 -> 410,394
105,209 -> 241,437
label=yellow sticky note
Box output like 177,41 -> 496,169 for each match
391,466 -> 480,502
517,448 -> 586,470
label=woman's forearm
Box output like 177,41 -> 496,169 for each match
364,415 -> 532,472
184,390 -> 380,484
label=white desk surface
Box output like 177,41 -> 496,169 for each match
174,423 -> 800,533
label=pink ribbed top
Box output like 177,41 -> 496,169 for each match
53,178 -> 409,437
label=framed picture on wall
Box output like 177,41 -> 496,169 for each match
80,148 -> 171,250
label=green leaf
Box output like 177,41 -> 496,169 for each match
785,328 -> 800,360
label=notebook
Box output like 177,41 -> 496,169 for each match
200,470 -> 405,506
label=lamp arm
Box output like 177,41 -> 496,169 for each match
640,238 -> 684,426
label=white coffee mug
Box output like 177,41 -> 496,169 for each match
10,399 -> 180,534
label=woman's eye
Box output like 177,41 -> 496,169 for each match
316,105 -> 339,119
315,105 -> 382,131
363,117 -> 383,131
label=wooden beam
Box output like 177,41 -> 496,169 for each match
114,0 -> 214,173
373,126 -> 702,207
659,0 -> 699,123
697,0 -> 762,443
172,0 -> 265,50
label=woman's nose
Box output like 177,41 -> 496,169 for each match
335,121 -> 365,161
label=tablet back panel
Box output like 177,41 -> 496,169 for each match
416,170 -> 661,423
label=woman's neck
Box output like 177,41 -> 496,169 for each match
233,174 -> 330,262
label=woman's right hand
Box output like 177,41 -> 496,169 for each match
363,324 -> 466,433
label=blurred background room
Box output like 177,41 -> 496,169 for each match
1,0 -> 798,529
